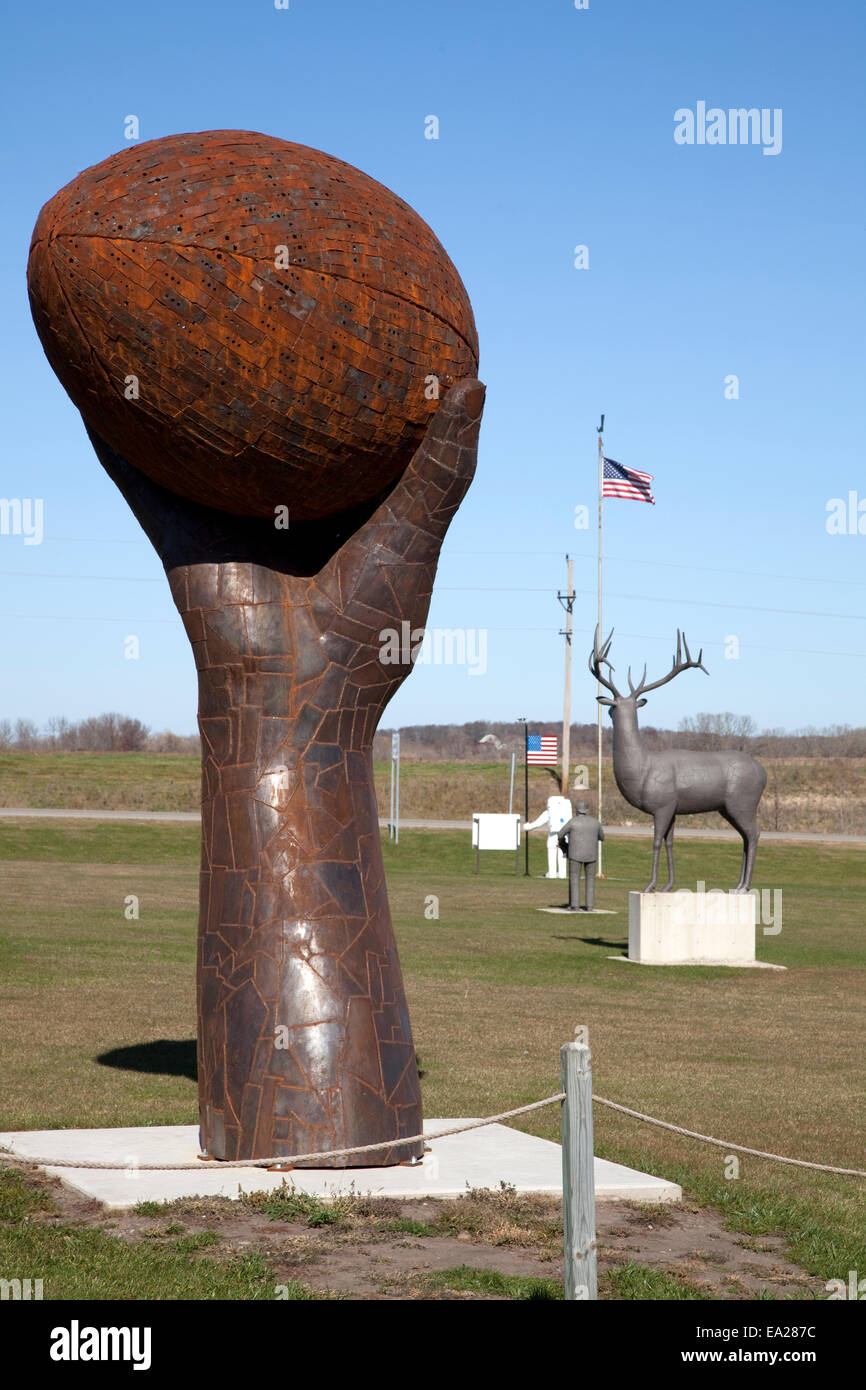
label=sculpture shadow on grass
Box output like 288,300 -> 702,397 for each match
551,934 -> 628,950
97,1040 -> 197,1082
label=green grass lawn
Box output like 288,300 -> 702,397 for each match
0,821 -> 864,1296
0,751 -> 202,811
0,1168 -> 277,1300
0,751 -> 558,817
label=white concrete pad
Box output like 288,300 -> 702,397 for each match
0,1121 -> 681,1211
537,907 -> 618,915
609,954 -> 786,970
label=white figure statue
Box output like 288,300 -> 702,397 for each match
524,795 -> 573,878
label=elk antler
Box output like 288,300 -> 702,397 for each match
589,626 -> 623,698
631,630 -> 709,697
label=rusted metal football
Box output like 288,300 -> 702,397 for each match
27,130 -> 479,520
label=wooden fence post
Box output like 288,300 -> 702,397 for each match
561,1040 -> 597,1300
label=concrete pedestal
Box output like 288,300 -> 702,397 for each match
627,889 -> 760,966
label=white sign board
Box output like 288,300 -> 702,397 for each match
472,813 -> 522,851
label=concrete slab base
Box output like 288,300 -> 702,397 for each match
0,1121 -> 681,1211
537,907 -> 618,915
608,954 -> 786,970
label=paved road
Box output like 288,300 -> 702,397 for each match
393,821 -> 864,845
0,807 -> 201,822
0,806 -> 863,845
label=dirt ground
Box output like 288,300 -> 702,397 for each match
13,1163 -> 824,1300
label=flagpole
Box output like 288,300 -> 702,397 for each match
560,554 -> 574,797
522,718 -> 530,876
597,420 -> 604,876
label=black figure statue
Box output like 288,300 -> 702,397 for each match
558,803 -> 605,911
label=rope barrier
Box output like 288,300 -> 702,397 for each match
592,1096 -> 866,1178
0,1093 -> 566,1171
3,1091 -> 864,1179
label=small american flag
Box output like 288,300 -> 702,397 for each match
527,734 -> 558,765
603,457 -> 655,505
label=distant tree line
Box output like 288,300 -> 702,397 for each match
374,716 -> 866,761
0,714 -> 199,755
2,712 -> 864,760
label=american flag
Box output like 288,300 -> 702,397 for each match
527,734 -> 558,765
602,457 -> 655,505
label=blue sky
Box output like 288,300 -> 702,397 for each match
2,0 -> 864,735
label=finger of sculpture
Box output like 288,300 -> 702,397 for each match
325,378 -> 485,639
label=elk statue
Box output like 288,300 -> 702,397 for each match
590,629 -> 766,892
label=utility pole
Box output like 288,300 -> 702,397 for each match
389,731 -> 400,844
558,554 -> 575,796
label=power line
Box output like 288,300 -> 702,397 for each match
449,549 -> 866,589
34,536 -> 150,546
29,543 -> 866,591
0,570 -> 161,583
477,630 -> 866,659
0,612 -> 862,661
0,612 -> 174,624
4,571 -> 864,623
440,588 -> 866,623
604,590 -> 865,622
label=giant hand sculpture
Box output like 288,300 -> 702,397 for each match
88,380 -> 483,1163
27,130 -> 483,1163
